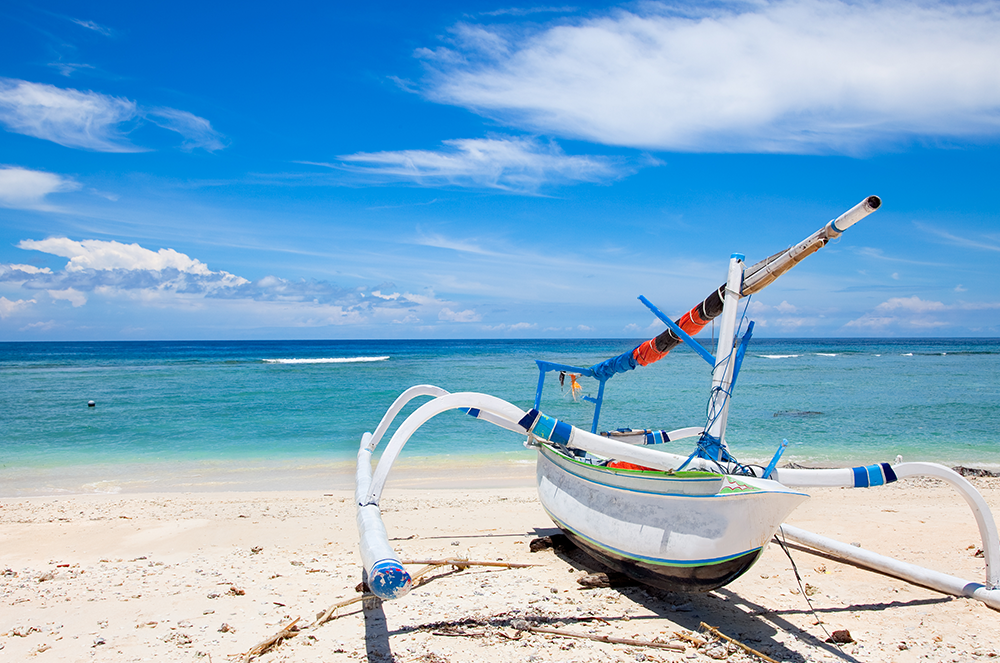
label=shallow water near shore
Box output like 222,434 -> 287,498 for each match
2,338 -> 999,496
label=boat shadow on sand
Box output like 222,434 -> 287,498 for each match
531,526 -> 952,663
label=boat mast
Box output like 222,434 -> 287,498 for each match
704,253 -> 745,457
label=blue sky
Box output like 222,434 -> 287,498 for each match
1,0 -> 999,341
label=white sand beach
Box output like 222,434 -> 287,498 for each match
1,472 -> 998,662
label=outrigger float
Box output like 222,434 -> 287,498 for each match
356,195 -> 1000,611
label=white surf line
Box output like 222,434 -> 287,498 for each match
262,356 -> 390,364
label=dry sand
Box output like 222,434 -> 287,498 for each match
1,474 -> 998,662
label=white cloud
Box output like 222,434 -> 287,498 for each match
48,288 -> 87,307
0,78 -> 141,152
0,264 -> 52,276
0,167 -> 80,210
0,78 -> 225,153
0,238 -> 485,332
775,300 -> 797,313
748,299 -> 797,314
18,238 -> 238,278
338,135 -> 624,192
874,296 -> 947,313
623,319 -> 662,334
439,307 -> 482,322
0,296 -> 36,318
11,238 -> 249,300
844,295 -> 1000,330
420,0 -> 1000,153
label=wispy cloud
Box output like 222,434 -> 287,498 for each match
414,232 -> 501,257
145,107 -> 227,152
478,6 -> 577,18
337,135 -> 626,192
0,167 -> 80,210
420,0 -> 1000,154
0,78 -> 225,152
915,222 -> 1000,252
853,246 -> 950,266
48,62 -> 96,77
70,18 -> 115,37
482,321 -> 537,331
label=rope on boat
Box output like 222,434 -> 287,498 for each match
772,528 -> 846,655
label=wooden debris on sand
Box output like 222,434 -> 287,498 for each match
242,617 -> 300,663
309,558 -> 535,632
510,618 -> 686,652
699,622 -> 780,663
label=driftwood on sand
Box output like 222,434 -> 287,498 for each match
242,617 -> 300,663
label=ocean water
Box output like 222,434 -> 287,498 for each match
1,338 -> 999,495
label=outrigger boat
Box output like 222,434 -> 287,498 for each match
356,196 -> 1000,611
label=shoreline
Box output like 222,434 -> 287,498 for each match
3,452 -> 998,499
0,456 -> 539,499
1,478 -> 998,661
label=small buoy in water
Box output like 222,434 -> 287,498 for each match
88,400 -> 96,407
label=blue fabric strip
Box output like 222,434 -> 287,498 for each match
645,430 -> 666,445
881,462 -> 898,483
866,464 -> 885,486
465,408 -> 481,418
695,433 -> 723,461
534,414 -> 556,440
518,409 -> 540,431
552,420 -> 573,445
852,466 -> 870,488
590,349 -> 638,380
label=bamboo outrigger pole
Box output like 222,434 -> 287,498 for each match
593,196 -> 881,376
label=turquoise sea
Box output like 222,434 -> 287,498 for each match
1,338 -> 998,496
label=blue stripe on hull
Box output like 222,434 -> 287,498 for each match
545,505 -> 766,592
543,505 -> 761,569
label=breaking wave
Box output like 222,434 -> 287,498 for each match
262,356 -> 390,364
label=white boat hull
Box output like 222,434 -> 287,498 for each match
536,444 -> 809,592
